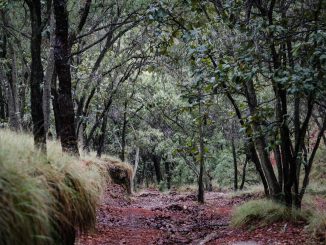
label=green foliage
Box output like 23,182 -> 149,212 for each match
172,163 -> 196,186
158,180 -> 167,192
231,199 -> 310,229
2,0 -> 326,206
0,130 -> 105,244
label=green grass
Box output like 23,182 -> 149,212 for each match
0,130 -> 106,245
231,199 -> 310,228
307,211 -> 326,241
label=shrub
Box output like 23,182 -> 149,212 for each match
231,199 -> 309,228
0,130 -> 105,245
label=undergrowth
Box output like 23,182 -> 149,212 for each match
0,130 -> 106,245
231,198 -> 326,241
307,212 -> 326,241
231,199 -> 310,229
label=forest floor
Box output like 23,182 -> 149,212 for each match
76,184 -> 320,245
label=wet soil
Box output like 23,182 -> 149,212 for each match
76,185 -> 318,245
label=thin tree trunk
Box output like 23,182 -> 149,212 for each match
96,112 -> 108,158
20,71 -> 28,130
51,70 -> 62,139
274,145 -> 283,190
132,147 -> 140,192
299,118 -> 326,207
165,161 -> 171,190
8,43 -> 21,130
224,90 -> 269,196
53,0 -> 79,156
120,100 -> 128,161
0,24 -> 21,131
231,138 -> 238,191
198,98 -> 205,203
240,156 -> 248,190
0,79 -> 5,121
313,114 -> 326,146
43,10 -> 55,134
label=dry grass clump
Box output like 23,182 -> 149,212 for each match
80,154 -> 133,194
0,130 -> 105,245
307,211 -> 326,242
101,156 -> 133,194
231,199 -> 310,228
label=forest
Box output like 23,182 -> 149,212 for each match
0,0 -> 325,244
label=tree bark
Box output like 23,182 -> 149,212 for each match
231,138 -> 238,191
53,0 -> 79,156
298,118 -> 326,207
26,0 -> 47,152
132,147 -> 140,192
197,98 -> 205,203
96,112 -> 108,158
0,20 -> 21,131
120,100 -> 128,161
165,161 -> 171,190
43,10 -> 55,134
245,79 -> 281,198
8,43 -> 21,131
51,70 -> 62,139
240,156 -> 248,190
273,145 -> 283,190
0,79 -> 5,121
152,154 -> 162,183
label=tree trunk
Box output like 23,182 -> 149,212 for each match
43,10 -> 55,134
240,156 -> 248,190
120,102 -> 128,161
197,99 -> 205,203
245,79 -> 281,198
231,138 -> 238,191
274,146 -> 283,190
249,144 -> 270,196
20,71 -> 29,130
53,0 -> 79,156
165,161 -> 171,190
0,79 -> 5,121
0,33 -> 5,122
152,154 -> 162,183
224,91 -> 269,196
8,43 -> 21,131
0,22 -> 21,131
132,147 -> 140,192
51,70 -> 62,139
298,119 -> 326,208
27,0 -> 46,152
96,113 -> 108,158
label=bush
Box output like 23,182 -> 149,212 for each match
0,130 -> 105,245
231,199 -> 309,228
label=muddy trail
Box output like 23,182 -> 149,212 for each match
77,185 -> 315,245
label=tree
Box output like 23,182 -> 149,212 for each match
0,10 -> 21,131
25,0 -> 48,152
53,0 -> 79,155
148,0 -> 326,208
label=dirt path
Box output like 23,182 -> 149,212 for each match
76,185 -> 316,245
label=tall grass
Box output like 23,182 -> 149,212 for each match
231,199 -> 310,228
0,130 -> 106,245
307,211 -> 326,241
